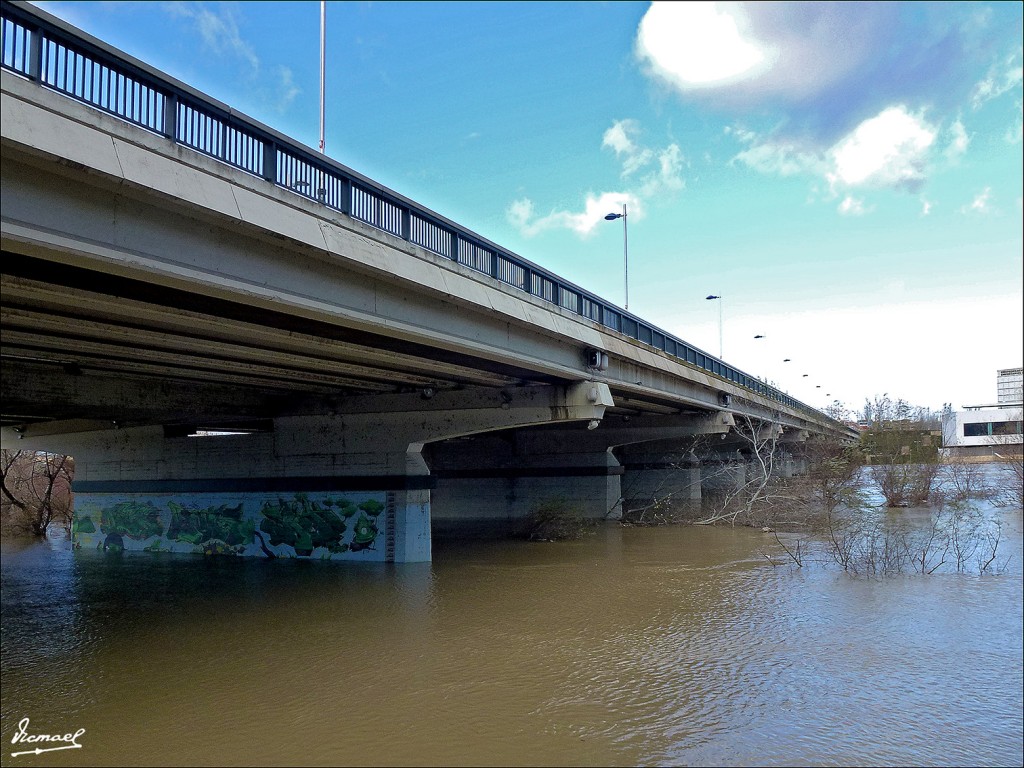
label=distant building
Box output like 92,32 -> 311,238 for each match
940,368 -> 1023,460
997,367 -> 1023,404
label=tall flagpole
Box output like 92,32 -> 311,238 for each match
319,1 -> 326,153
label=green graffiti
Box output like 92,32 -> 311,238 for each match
335,500 -> 359,518
167,501 -> 255,550
199,540 -> 242,556
99,501 -> 164,540
358,499 -> 385,517
71,515 -> 96,535
349,512 -> 379,552
259,494 -> 349,557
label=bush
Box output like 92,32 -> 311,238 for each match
522,499 -> 590,541
870,462 -> 941,507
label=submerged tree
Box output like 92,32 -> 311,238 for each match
860,393 -> 942,507
989,408 -> 1024,508
695,414 -> 786,527
0,450 -> 74,537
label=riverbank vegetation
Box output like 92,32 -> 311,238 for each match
521,498 -> 592,541
617,394 -> 1022,577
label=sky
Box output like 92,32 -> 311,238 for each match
31,1 -> 1024,416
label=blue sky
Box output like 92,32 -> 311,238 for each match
33,1 -> 1023,415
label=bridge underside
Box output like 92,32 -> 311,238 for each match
1,250 -> 535,430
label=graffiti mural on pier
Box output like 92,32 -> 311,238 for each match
71,492 -> 387,560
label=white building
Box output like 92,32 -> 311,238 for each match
941,402 -> 1023,459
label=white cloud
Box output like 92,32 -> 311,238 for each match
642,144 -> 685,196
961,187 -> 993,215
732,106 -> 950,214
507,192 -> 638,238
509,120 -> 683,238
635,2 -> 775,90
944,118 -> 970,161
733,140 -> 822,177
732,107 -> 938,191
165,2 -> 259,72
732,107 -> 938,192
724,124 -> 758,144
162,2 -> 299,113
603,120 -> 654,176
634,1 -> 897,112
920,198 -> 932,217
274,66 -> 300,111
971,51 -> 1023,109
635,3 -> 1016,150
602,121 -> 636,154
838,196 -> 868,216
1008,98 -> 1023,144
827,107 -> 936,192
972,51 -> 1023,144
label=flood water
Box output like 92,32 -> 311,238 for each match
2,503 -> 1022,767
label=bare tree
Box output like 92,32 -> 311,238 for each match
0,450 -> 74,537
694,414 -> 784,526
988,409 -> 1023,509
616,435 -> 733,525
941,459 -> 990,502
994,451 -> 1024,509
824,399 -> 853,422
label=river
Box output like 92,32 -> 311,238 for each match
1,500 -> 1022,766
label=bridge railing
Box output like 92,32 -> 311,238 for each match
0,0 -> 843,429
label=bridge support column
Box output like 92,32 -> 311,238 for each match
779,451 -> 794,478
428,411 -> 734,535
732,457 -> 748,491
428,437 -> 623,538
610,413 -> 734,513
698,450 -> 748,496
619,447 -> 703,512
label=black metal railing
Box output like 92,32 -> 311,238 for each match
0,0 -> 843,428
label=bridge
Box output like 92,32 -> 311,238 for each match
0,1 -> 857,562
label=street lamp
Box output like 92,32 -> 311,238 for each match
319,1 -> 326,153
705,294 -> 722,358
604,204 -> 628,310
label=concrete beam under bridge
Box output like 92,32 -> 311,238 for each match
4,382 -> 613,563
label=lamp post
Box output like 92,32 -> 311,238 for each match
318,1 -> 326,153
705,294 -> 722,358
604,204 -> 628,310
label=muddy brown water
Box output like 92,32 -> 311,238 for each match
1,504 -> 1022,766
